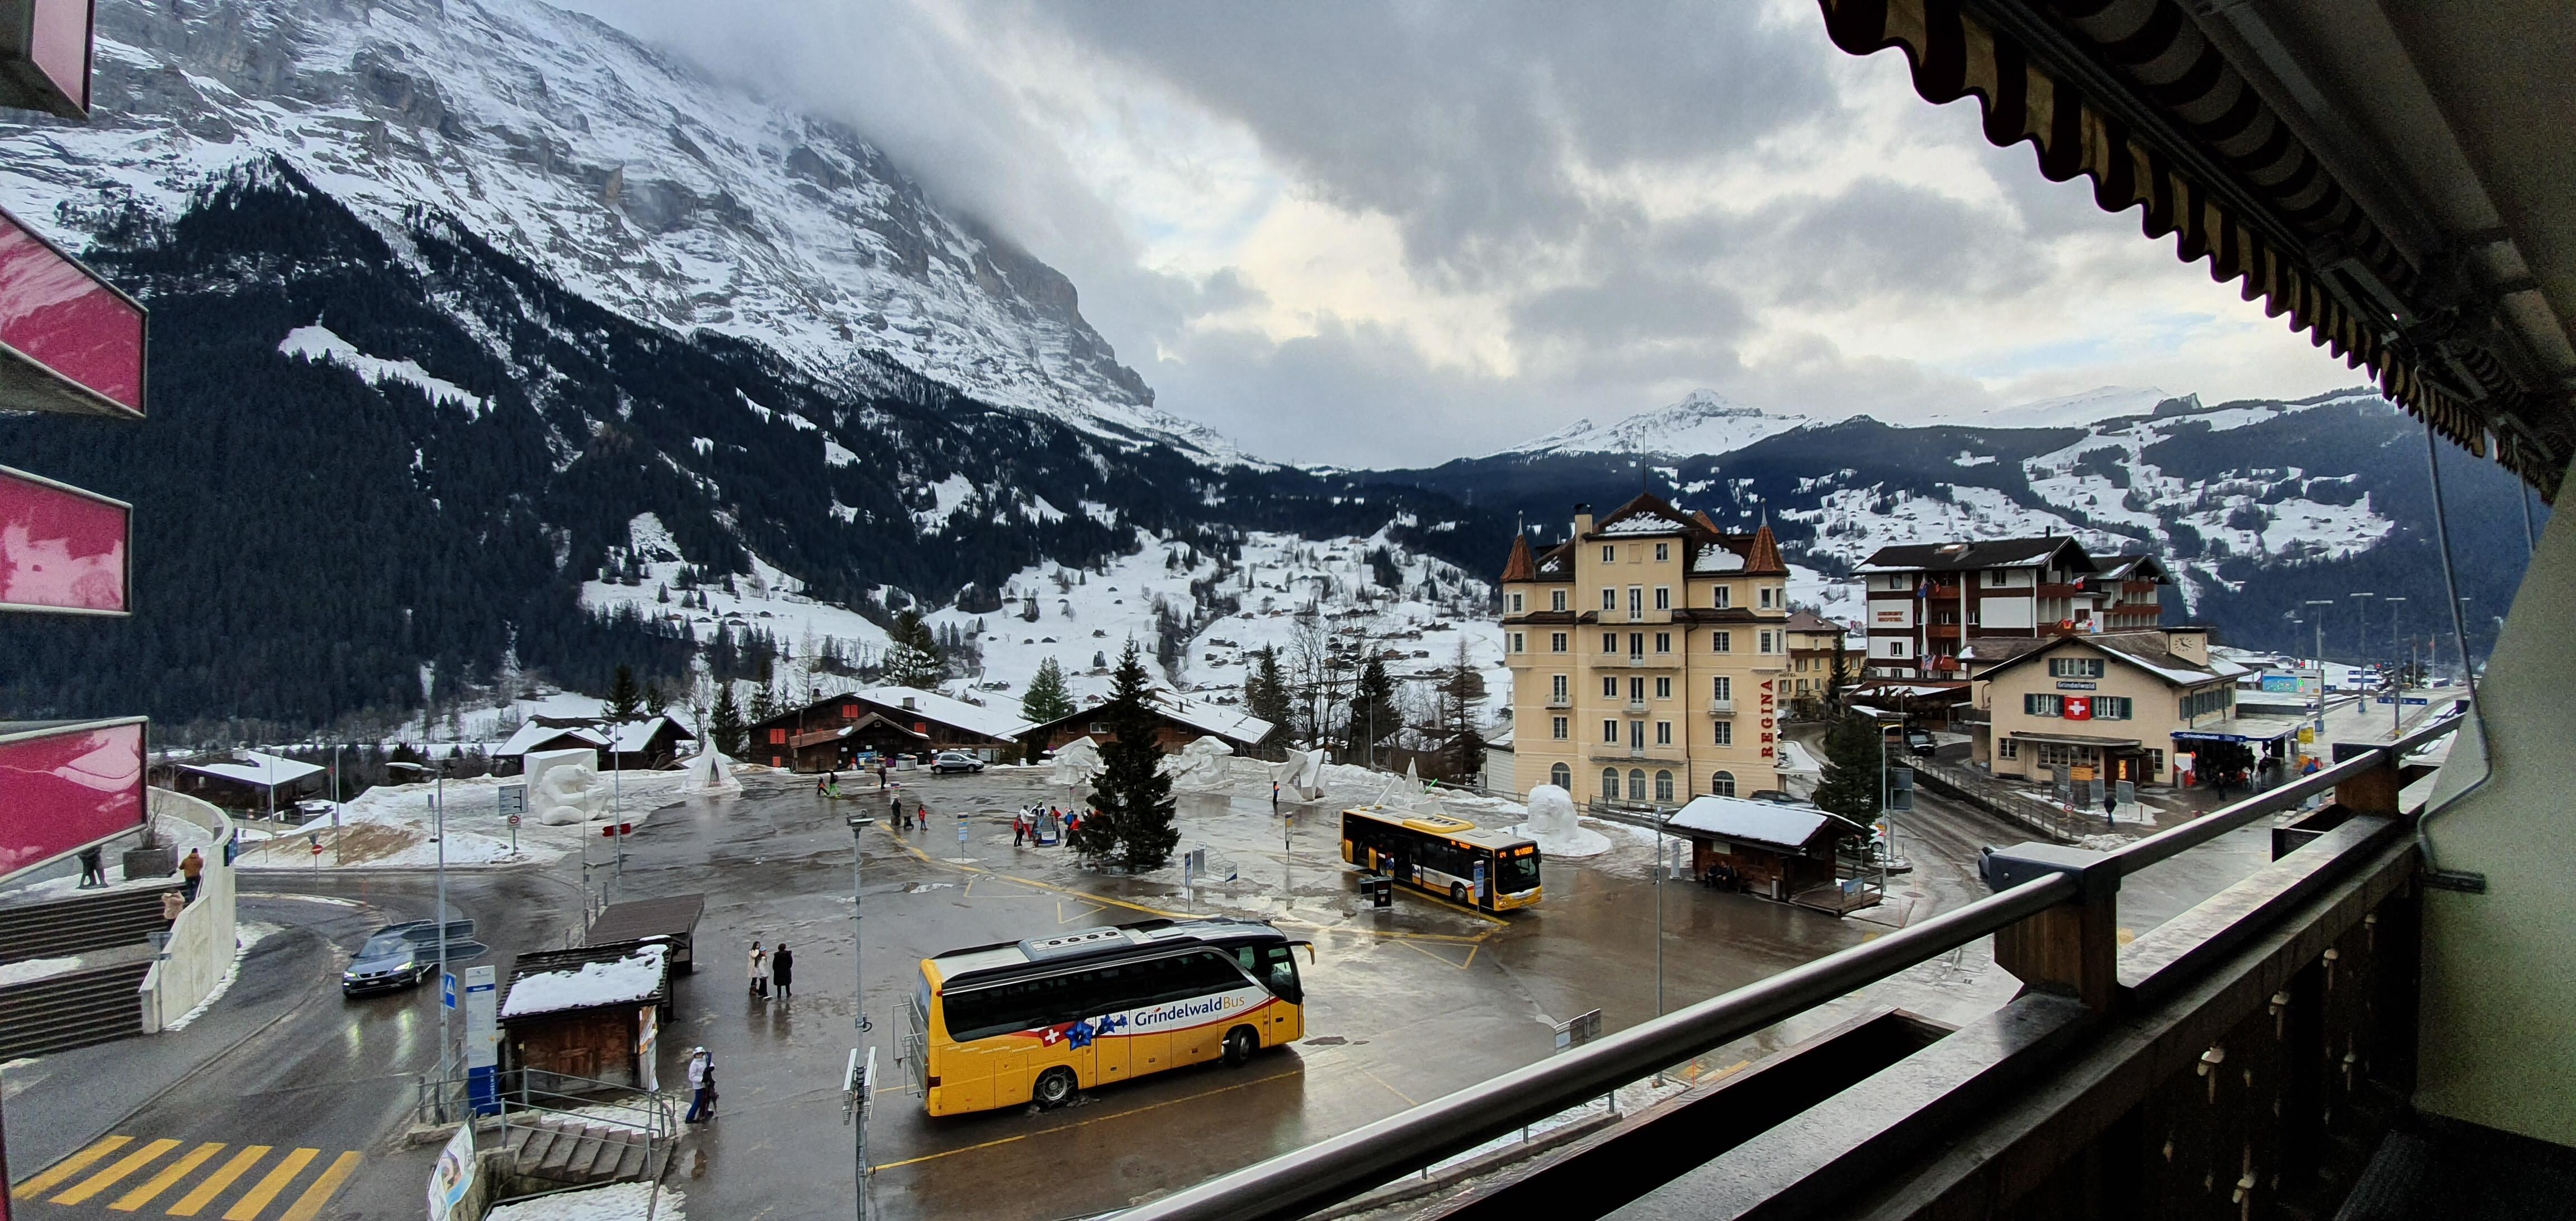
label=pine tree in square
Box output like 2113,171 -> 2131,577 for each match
709,681 -> 746,758
1082,640 -> 1178,872
1812,713 -> 1884,824
1021,656 -> 1076,725
883,608 -> 946,689
607,663 -> 643,722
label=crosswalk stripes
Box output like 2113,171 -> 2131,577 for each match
12,1137 -> 362,1219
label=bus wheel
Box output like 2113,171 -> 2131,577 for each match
1033,1067 -> 1077,1109
1450,883 -> 1468,905
1224,1027 -> 1259,1067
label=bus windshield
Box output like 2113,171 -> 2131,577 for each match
1496,850 -> 1541,893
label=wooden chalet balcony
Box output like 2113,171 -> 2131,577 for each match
1126,720 -> 2460,1221
2036,581 -> 2085,598
1925,623 -> 1962,639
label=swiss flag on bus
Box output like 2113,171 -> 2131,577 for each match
2063,697 -> 2092,721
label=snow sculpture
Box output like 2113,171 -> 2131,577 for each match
525,747 -> 605,826
1051,737 -> 1105,788
1523,784 -> 1579,839
1162,735 -> 1236,792
1508,783 -> 1612,858
1272,748 -> 1327,801
679,748 -> 742,797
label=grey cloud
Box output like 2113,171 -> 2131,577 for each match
1029,1 -> 1841,290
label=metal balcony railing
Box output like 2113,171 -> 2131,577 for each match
1121,714 -> 2463,1221
1707,697 -> 1735,714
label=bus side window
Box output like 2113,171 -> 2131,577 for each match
1235,947 -> 1259,973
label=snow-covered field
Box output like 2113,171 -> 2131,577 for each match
236,770 -> 710,869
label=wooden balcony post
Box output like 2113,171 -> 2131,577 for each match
2328,741 -> 2402,817
1984,843 -> 2123,1012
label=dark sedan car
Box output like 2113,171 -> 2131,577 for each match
340,919 -> 474,996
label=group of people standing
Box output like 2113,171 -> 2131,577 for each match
746,939 -> 795,1002
1011,806 -> 1076,847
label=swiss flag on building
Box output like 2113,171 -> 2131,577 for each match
2063,697 -> 2092,721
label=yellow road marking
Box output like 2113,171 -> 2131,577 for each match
1057,899 -> 1105,924
53,1138 -> 181,1204
109,1142 -> 225,1211
13,1134 -> 131,1199
1358,1066 -> 1418,1106
221,1147 -> 316,1220
869,1068 -> 1303,1172
169,1146 -> 269,1217
276,1152 -> 362,1221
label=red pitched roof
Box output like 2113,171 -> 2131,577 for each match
1744,523 -> 1786,575
1500,533 -> 1538,583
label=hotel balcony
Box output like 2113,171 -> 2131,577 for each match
1618,653 -> 1680,668
1545,695 -> 1573,709
1707,697 -> 1735,714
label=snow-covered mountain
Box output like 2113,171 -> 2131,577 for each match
0,0 -> 1235,458
1922,385 -> 2182,431
1498,389 -> 1813,458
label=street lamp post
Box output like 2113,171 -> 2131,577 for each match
847,814 -> 876,1221
2302,599 -> 2335,740
388,759 -> 451,1088
2381,597 -> 2408,736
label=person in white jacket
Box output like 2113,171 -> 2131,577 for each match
684,1047 -> 713,1123
748,940 -> 769,998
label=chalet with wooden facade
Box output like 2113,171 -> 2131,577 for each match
496,716 -> 695,772
745,686 -> 1027,770
170,751 -> 327,816
1019,688 -> 1276,758
1856,536 -> 2174,682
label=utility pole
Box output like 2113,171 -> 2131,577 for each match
2382,597 -> 2407,736
388,759 -> 451,1092
2303,599 -> 2334,741
1652,802 -> 1665,1018
847,813 -> 876,1221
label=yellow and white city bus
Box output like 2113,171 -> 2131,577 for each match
1339,806 -> 1543,911
902,918 -> 1309,1116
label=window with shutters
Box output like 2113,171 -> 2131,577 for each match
2094,695 -> 2131,720
2047,657 -> 2105,679
2024,694 -> 2063,717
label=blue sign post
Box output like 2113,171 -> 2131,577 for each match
463,966 -> 499,1115
440,971 -> 457,1010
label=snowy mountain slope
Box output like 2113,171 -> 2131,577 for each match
0,0 -> 1235,458
1497,389 -> 1814,459
1922,385 -> 2181,431
1367,387 -> 2540,659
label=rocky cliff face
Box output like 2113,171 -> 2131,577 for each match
0,0 -> 1215,455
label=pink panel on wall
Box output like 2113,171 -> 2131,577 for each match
0,467 -> 126,612
0,209 -> 143,411
27,0 -> 90,111
0,720 -> 144,877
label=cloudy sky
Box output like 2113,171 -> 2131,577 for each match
560,0 -> 2362,466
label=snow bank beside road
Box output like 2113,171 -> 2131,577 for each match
238,770 -> 705,869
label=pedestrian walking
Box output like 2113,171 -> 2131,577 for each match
1014,812 -> 1026,848
160,889 -> 185,923
747,940 -> 769,999
817,776 -> 830,797
889,791 -> 901,827
2103,791 -> 2118,826
685,1047 -> 713,1122
771,943 -> 794,1003
916,803 -> 928,831
1271,780 -> 1280,810
178,849 -> 205,903
77,845 -> 105,889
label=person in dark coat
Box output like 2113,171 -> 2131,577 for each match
771,943 -> 794,1003
78,845 -> 105,888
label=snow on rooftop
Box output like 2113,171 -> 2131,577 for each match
855,686 -> 1030,741
1693,546 -> 1746,573
499,721 -> 608,756
1597,514 -> 1689,536
179,750 -> 325,788
1668,795 -> 1838,849
1145,688 -> 1275,745
502,944 -> 667,1019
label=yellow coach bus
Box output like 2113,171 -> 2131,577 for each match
1339,806 -> 1543,911
901,918 -> 1309,1116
